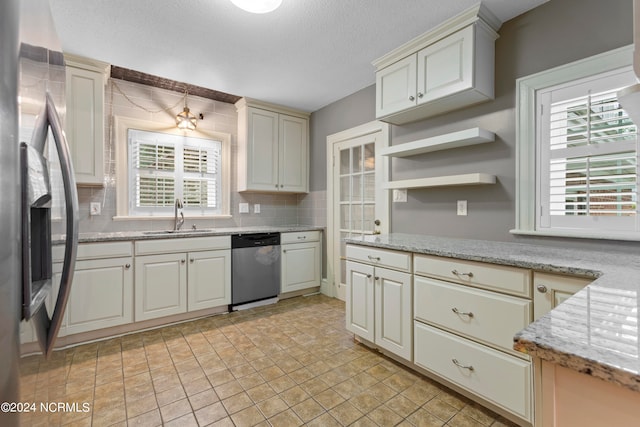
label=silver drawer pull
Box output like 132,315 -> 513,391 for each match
451,308 -> 474,318
366,274 -> 372,278
297,236 -> 307,240
367,255 -> 381,262
452,269 -> 473,278
452,359 -> 474,372
536,284 -> 548,293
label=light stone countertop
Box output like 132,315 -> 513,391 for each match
345,233 -> 640,392
60,225 -> 324,244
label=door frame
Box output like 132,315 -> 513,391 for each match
325,121 -> 390,299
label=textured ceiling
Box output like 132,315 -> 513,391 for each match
50,0 -> 548,112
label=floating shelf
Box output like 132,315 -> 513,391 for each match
383,173 -> 496,189
380,127 -> 495,158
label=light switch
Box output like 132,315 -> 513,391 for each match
254,204 -> 261,213
393,189 -> 408,203
239,203 -> 249,213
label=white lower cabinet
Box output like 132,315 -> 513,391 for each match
66,257 -> 133,335
533,272 -> 591,321
188,250 -> 231,311
281,231 -> 321,294
414,322 -> 532,421
346,245 -> 413,361
135,253 -> 187,321
134,236 -> 231,321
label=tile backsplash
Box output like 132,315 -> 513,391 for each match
76,78 -> 326,233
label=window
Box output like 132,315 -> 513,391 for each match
115,117 -> 230,218
514,45 -> 640,240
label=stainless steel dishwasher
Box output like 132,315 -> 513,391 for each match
231,233 -> 281,310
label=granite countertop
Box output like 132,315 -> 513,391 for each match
345,233 -> 640,392
62,225 -> 324,244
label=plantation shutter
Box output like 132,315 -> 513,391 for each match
538,68 -> 639,232
182,140 -> 221,210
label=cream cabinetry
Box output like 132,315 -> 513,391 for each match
64,54 -> 109,186
533,272 -> 591,320
236,98 -> 309,193
134,236 -> 231,321
21,241 -> 134,344
373,5 -> 500,124
346,245 -> 413,361
281,231 -> 321,294
413,254 -> 533,423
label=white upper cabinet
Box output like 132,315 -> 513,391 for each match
236,98 -> 309,193
373,3 -> 501,124
64,54 -> 109,186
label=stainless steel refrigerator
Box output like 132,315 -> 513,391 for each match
1,0 -> 79,424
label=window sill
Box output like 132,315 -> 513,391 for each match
113,215 -> 232,221
510,228 -> 640,242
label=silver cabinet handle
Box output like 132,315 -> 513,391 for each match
181,259 -> 186,264
417,92 -> 424,98
452,359 -> 474,372
297,235 -> 307,240
374,276 -> 380,281
452,308 -> 474,318
190,258 -> 194,263
408,95 -> 415,101
452,270 -> 474,278
125,264 -> 131,269
366,274 -> 372,278
367,255 -> 381,262
536,284 -> 548,293
283,249 -> 287,253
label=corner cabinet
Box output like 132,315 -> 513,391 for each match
64,54 -> 109,186
236,98 -> 309,193
281,231 -> 321,294
373,4 -> 500,124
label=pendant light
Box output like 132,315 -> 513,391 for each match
230,0 -> 282,14
176,91 -> 197,131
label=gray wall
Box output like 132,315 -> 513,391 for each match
311,0 -> 639,252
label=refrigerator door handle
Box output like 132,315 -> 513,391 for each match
43,92 -> 78,357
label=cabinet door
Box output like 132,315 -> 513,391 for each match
135,253 -> 187,321
279,114 -> 308,193
66,66 -> 104,185
346,261 -> 375,342
417,25 -> 474,103
375,267 -> 412,360
66,257 -> 133,335
281,241 -> 320,293
187,249 -> 231,311
533,273 -> 591,321
375,54 -> 417,118
246,107 -> 279,191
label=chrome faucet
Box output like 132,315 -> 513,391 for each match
174,198 -> 184,231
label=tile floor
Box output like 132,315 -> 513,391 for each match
19,295 -> 517,426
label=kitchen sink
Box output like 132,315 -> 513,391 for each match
142,229 -> 214,235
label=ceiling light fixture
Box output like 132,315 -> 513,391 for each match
176,91 -> 197,131
230,0 -> 282,14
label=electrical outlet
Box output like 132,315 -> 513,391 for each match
254,204 -> 261,213
239,203 -> 249,213
393,189 -> 408,203
90,202 -> 101,216
457,200 -> 468,216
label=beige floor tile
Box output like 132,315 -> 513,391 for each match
188,388 -> 220,411
313,388 -> 346,411
268,408 -> 304,427
304,412 -> 342,427
386,393 -> 420,418
127,408 -> 162,426
268,374 -> 296,393
126,393 -> 158,419
280,385 -> 310,407
291,397 -> 326,422
329,400 -> 364,426
159,397 -> 192,423
222,391 -> 253,414
155,385 -> 187,407
256,396 -> 289,419
246,382 -> 277,403
349,390 -> 383,413
163,412 -> 199,427
194,401 -> 229,426
230,405 -> 266,426
423,398 -> 458,422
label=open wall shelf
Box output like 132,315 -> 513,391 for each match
380,127 -> 494,158
383,173 -> 496,189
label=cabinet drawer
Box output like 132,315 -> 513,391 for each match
414,277 -> 531,355
414,322 -> 532,421
54,241 -> 133,262
346,245 -> 411,272
414,254 -> 531,298
281,230 -> 320,244
135,236 -> 231,255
